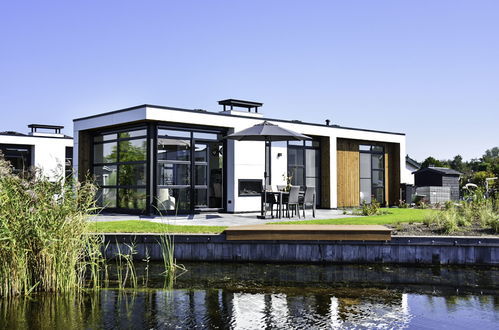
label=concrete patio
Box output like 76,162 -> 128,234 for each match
89,209 -> 358,227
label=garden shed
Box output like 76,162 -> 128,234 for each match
412,166 -> 461,201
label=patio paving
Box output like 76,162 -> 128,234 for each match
89,209 -> 358,227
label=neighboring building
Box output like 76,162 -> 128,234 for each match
413,166 -> 461,202
0,124 -> 73,180
404,155 -> 421,185
73,100 -> 407,214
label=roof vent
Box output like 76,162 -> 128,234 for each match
218,99 -> 264,118
325,119 -> 331,126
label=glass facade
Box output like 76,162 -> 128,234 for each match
92,125 -> 225,214
93,128 -> 147,211
359,144 -> 385,204
156,127 -> 223,213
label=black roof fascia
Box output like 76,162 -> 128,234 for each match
73,104 -> 405,136
412,167 -> 461,176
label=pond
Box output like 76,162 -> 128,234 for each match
1,262 -> 498,329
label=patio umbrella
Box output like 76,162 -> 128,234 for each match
225,121 -> 311,218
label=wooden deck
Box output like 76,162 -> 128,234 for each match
225,224 -> 392,241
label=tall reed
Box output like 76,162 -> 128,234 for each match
0,155 -> 98,297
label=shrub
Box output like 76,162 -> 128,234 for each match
398,200 -> 408,208
359,200 -> 382,216
424,198 -> 499,234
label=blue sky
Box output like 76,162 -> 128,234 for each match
0,1 -> 497,161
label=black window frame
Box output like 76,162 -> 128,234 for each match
286,139 -> 321,206
91,125 -> 149,214
359,144 -> 385,205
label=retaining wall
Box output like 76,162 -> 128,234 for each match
103,234 -> 499,266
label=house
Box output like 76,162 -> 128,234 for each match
412,166 -> 461,202
404,155 -> 421,185
0,124 -> 73,180
73,99 -> 407,214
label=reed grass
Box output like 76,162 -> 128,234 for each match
0,154 -> 99,297
0,154 -> 187,297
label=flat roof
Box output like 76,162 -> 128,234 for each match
0,131 -> 72,139
73,104 -> 405,136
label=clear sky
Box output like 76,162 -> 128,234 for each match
1,1 -> 497,162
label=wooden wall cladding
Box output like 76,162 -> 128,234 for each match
336,139 -> 360,207
336,138 -> 400,207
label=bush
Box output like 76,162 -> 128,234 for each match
424,197 -> 499,234
0,155 -> 98,297
358,200 -> 383,216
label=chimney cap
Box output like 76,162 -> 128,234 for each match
218,99 -> 263,108
218,99 -> 263,113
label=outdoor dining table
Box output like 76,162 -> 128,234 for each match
260,191 -> 289,219
260,190 -> 306,219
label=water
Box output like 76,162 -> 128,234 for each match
1,263 -> 498,329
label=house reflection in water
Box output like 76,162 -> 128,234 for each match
110,289 -> 411,329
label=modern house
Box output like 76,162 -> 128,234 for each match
73,100 -> 408,214
404,155 -> 421,185
0,124 -> 73,180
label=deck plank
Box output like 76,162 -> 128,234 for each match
225,224 -> 391,241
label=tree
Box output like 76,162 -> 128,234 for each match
421,156 -> 446,168
449,155 -> 466,173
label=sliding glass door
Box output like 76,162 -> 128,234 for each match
157,129 -> 192,213
287,140 -> 321,206
156,127 -> 223,213
359,145 -> 385,204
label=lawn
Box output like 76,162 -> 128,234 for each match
272,208 -> 435,225
89,220 -> 227,234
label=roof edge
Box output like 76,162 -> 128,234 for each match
73,104 -> 406,136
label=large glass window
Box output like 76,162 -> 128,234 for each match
156,127 -> 223,213
287,140 -> 320,206
0,144 -> 32,175
359,144 -> 385,204
93,127 -> 147,211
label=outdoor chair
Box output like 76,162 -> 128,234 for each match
299,186 -> 316,218
264,185 -> 278,217
285,186 -> 300,218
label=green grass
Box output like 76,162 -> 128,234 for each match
90,220 -> 227,234
272,208 -> 435,225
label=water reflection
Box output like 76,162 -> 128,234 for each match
1,263 -> 498,329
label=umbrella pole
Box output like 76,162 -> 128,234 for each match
259,140 -> 269,219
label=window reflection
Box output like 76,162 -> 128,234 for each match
119,139 -> 146,162
157,139 -> 190,161
359,144 -> 385,204
93,142 -> 117,163
93,127 -> 148,211
157,163 -> 190,186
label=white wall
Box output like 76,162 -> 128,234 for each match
403,163 -> 418,185
74,105 -> 407,212
0,134 -> 73,180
